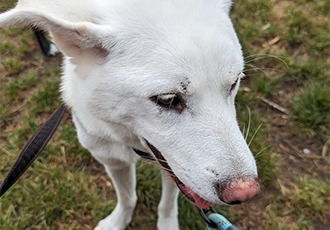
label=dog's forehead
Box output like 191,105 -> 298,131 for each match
102,1 -> 244,94
147,37 -> 244,95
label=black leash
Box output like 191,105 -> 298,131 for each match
0,103 -> 155,197
0,104 -> 66,197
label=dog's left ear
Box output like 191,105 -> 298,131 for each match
0,6 -> 112,61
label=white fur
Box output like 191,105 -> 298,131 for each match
0,1 -> 258,229
48,44 -> 58,56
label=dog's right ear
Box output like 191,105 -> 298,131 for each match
0,7 -> 112,61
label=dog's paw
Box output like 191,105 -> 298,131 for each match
157,216 -> 180,230
94,206 -> 133,230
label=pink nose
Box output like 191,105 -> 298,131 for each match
218,177 -> 260,204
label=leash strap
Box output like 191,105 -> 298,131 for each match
0,104 -> 66,197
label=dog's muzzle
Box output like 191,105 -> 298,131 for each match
134,141 -> 260,209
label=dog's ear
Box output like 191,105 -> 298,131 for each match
214,0 -> 233,14
0,6 -> 111,60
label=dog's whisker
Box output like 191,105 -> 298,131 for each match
244,54 -> 272,63
245,105 -> 252,141
244,65 -> 284,74
254,145 -> 272,159
177,189 -> 195,202
244,65 -> 270,73
178,193 -> 189,202
241,122 -> 246,137
248,123 -> 263,146
244,54 -> 289,68
144,161 -> 176,175
255,158 -> 265,166
244,64 -> 273,77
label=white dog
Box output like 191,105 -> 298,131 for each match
0,0 -> 260,229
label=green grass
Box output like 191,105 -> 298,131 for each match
293,176 -> 330,219
265,175 -> 330,230
0,0 -> 329,229
291,79 -> 330,141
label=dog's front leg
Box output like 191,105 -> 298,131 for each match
94,159 -> 137,230
157,169 -> 180,230
73,114 -> 137,230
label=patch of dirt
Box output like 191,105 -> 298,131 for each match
234,84 -> 329,229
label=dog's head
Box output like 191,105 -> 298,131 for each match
0,0 -> 259,208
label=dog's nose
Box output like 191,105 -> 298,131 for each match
217,177 -> 260,205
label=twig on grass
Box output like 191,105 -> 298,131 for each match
241,87 -> 289,115
257,95 -> 289,115
262,36 -> 281,48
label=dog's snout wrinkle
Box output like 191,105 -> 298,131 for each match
216,177 -> 260,205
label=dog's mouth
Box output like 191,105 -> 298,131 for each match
146,142 -> 212,209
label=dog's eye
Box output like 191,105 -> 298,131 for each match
151,94 -> 185,114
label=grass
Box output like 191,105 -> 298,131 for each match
0,0 -> 329,229
291,79 -> 330,141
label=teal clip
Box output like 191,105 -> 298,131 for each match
205,213 -> 232,230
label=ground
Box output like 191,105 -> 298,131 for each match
0,0 -> 329,229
